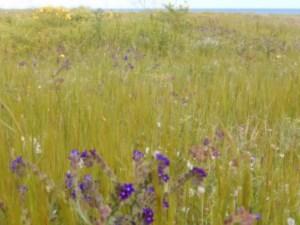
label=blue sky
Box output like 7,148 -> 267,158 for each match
0,0 -> 299,9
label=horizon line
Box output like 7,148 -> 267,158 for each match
1,7 -> 300,10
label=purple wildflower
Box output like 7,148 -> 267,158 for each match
90,149 -> 99,160
142,208 -> 154,224
10,156 -> 26,176
192,167 -> 207,180
79,175 -> 93,192
155,152 -> 170,183
118,183 -> 135,201
65,172 -> 73,189
161,174 -> 169,182
65,171 -> 76,199
80,150 -> 94,167
69,149 -> 80,168
147,186 -> 155,193
156,153 -> 170,166
132,150 -> 144,162
78,174 -> 94,203
255,214 -> 261,221
203,138 -> 210,146
163,197 -> 169,208
71,189 -> 77,199
211,148 -> 221,159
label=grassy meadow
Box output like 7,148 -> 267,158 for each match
0,7 -> 300,225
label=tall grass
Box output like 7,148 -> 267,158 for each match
0,7 -> 300,225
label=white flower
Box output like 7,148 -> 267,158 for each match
157,122 -> 161,128
287,217 -> 296,225
181,207 -> 190,213
145,147 -> 150,154
186,160 -> 193,170
33,138 -> 42,154
189,188 -> 195,197
78,158 -> 84,169
197,186 -> 205,195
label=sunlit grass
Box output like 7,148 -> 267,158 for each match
0,7 -> 300,225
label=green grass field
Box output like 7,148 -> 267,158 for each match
0,7 -> 300,225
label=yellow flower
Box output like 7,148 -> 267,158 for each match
59,54 -> 65,58
65,14 -> 72,20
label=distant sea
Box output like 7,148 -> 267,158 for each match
107,8 -> 300,15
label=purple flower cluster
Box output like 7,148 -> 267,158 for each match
192,167 -> 207,180
10,156 -> 26,177
147,186 -> 155,193
163,197 -> 169,208
156,153 -> 170,183
142,208 -> 154,224
69,149 -> 98,169
65,171 -> 76,199
69,149 -> 81,168
118,183 -> 135,201
132,150 -> 144,162
80,150 -> 95,167
79,174 -> 94,203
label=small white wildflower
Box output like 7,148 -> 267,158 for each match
176,151 -> 180,157
157,122 -> 161,128
78,158 -> 84,169
181,207 -> 190,213
279,153 -> 285,158
145,147 -> 150,154
189,188 -> 195,197
33,138 -> 42,154
197,186 -> 205,195
45,181 -> 55,193
186,160 -> 193,170
52,209 -> 57,215
287,217 -> 296,225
